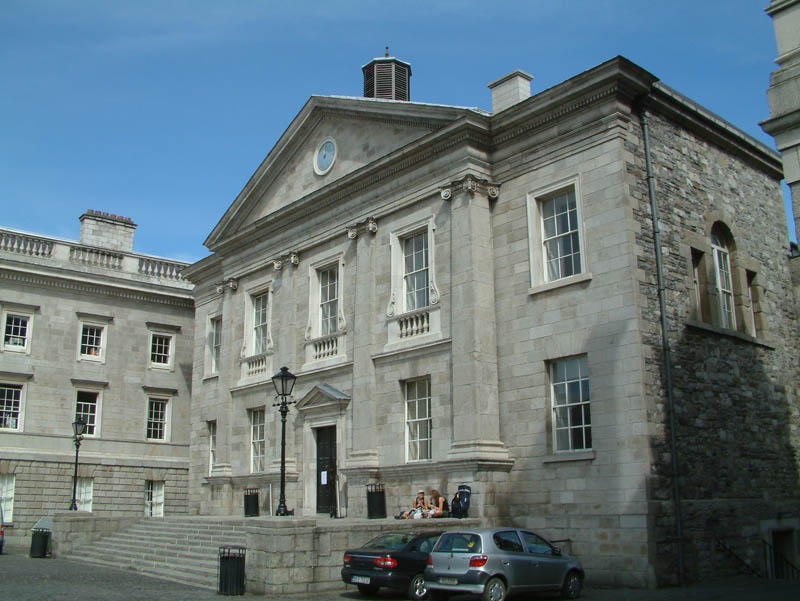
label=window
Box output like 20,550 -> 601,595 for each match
540,186 -> 582,282
527,180 -> 587,289
250,409 -> 266,473
0,474 -> 15,522
404,232 -> 429,311
210,316 -> 222,373
75,390 -> 100,437
145,480 -> 164,517
146,398 -> 169,441
319,266 -> 339,336
746,270 -> 761,337
388,219 -> 439,318
711,229 -> 735,330
405,378 -> 431,462
253,292 -> 269,354
80,324 -> 104,359
0,384 -> 22,430
77,477 -> 93,512
149,333 -> 173,368
550,355 -> 591,452
3,312 -> 31,352
303,258 -> 345,365
521,531 -> 554,555
208,421 -> 217,475
493,530 -> 524,553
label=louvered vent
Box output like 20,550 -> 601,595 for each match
362,50 -> 411,101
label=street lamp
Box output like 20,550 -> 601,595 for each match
70,416 -> 87,510
272,366 -> 297,516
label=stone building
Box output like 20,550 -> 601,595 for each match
763,0 -> 800,317
0,211 -> 194,547
184,54 -> 800,586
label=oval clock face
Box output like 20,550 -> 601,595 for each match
314,138 -> 336,175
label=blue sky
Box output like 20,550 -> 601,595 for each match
1,0 -> 795,262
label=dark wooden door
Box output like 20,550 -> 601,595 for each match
316,426 -> 336,514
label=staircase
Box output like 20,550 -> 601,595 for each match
67,516 -> 249,589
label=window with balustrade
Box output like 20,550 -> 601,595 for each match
303,257 -> 345,366
386,219 -> 441,349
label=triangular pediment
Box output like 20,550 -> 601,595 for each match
204,96 -> 481,250
296,384 -> 351,418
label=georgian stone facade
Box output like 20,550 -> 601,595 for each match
186,55 -> 799,587
0,212 -> 194,546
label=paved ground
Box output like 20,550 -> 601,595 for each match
3,545 -> 800,601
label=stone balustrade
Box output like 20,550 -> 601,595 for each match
0,227 -> 190,285
397,309 -> 430,338
0,230 -> 54,257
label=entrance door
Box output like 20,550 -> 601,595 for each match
315,426 -> 337,514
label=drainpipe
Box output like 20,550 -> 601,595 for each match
640,104 -> 685,584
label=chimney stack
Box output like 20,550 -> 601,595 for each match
488,70 -> 533,113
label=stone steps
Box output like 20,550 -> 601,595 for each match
67,517 -> 248,590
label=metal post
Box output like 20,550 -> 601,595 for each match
70,436 -> 81,510
276,398 -> 289,516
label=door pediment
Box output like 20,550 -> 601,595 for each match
296,384 -> 350,419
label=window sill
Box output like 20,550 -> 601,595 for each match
542,450 -> 595,464
686,319 -> 775,349
528,272 -> 592,297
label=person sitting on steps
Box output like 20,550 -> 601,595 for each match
424,489 -> 449,518
402,490 -> 427,519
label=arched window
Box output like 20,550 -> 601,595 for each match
710,225 -> 735,330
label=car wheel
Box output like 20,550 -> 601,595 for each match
407,573 -> 428,600
356,583 -> 380,596
561,570 -> 582,599
482,577 -> 506,601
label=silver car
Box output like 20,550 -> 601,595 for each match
424,527 -> 584,600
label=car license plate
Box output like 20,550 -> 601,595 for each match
439,577 -> 458,585
352,576 -> 371,585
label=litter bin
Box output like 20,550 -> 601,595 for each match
218,545 -> 246,595
366,483 -> 386,519
30,528 -> 50,558
243,488 -> 259,517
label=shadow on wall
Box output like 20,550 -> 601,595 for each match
651,325 -> 800,583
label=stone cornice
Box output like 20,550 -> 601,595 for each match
0,268 -> 194,309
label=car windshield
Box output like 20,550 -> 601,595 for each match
361,533 -> 415,550
434,532 -> 482,553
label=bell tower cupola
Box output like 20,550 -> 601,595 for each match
362,47 -> 412,101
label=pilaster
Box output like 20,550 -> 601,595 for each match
442,175 -> 509,461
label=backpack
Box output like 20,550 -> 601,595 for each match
450,484 -> 471,518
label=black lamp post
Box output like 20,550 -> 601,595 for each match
69,416 -> 87,510
272,366 -> 297,516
